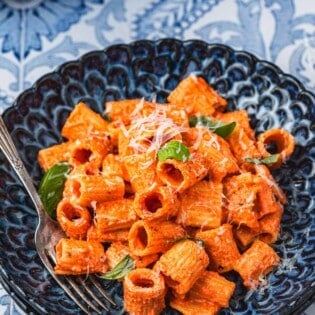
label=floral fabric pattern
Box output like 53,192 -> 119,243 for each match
0,0 -> 314,110
0,0 -> 314,314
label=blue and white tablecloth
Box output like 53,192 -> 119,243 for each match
0,0 -> 314,314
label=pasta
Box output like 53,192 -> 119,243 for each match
133,185 -> 180,220
153,239 -> 209,297
106,242 -> 159,269
93,198 -> 138,232
37,74 -> 295,314
123,268 -> 166,315
257,128 -> 295,169
56,199 -> 92,239
176,180 -> 223,229
233,240 -> 280,289
63,172 -> 125,207
196,224 -> 241,273
128,220 -> 185,256
186,270 -> 235,308
54,238 -> 108,275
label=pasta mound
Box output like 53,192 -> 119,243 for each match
37,75 -> 295,315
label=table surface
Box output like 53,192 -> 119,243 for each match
0,0 -> 314,314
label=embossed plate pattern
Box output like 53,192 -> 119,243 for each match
0,39 -> 314,314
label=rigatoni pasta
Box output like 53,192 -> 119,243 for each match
196,224 -> 241,273
64,172 -> 125,207
54,238 -> 108,275
61,102 -> 109,140
153,239 -> 209,296
187,271 -> 236,308
128,220 -> 185,256
93,198 -> 137,232
37,74 -> 295,314
133,185 -> 179,220
123,268 -> 166,315
234,240 -> 280,289
176,180 -> 223,229
56,199 -> 92,239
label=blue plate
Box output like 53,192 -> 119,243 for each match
0,39 -> 314,314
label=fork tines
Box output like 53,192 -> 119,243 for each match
46,249 -> 116,314
65,275 -> 116,314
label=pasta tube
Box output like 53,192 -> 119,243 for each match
133,185 -> 179,220
257,128 -> 295,168
194,128 -> 239,181
105,98 -> 142,125
38,141 -> 72,171
258,210 -> 283,244
196,224 -> 240,273
123,151 -> 162,192
177,180 -> 222,229
94,198 -> 137,232
187,271 -> 235,308
217,110 -> 261,163
56,199 -> 92,239
256,177 -> 284,218
54,238 -> 108,275
156,151 -> 209,192
64,174 -> 125,207
106,242 -> 159,270
167,75 -> 227,115
223,172 -> 260,229
87,226 -> 129,243
233,225 -> 258,248
69,136 -> 111,169
123,268 -> 166,315
154,239 -> 209,296
61,102 -> 109,140
101,153 -> 124,178
234,240 -> 280,289
128,220 -> 185,256
254,164 -> 287,204
105,242 -> 130,270
38,136 -> 110,171
234,210 -> 282,247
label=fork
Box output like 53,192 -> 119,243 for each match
0,116 -> 115,314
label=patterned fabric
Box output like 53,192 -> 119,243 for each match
0,0 -> 314,314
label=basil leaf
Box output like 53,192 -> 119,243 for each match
189,116 -> 236,138
103,112 -> 112,122
101,255 -> 135,280
245,154 -> 279,165
38,162 -> 71,219
213,121 -> 236,138
157,140 -> 190,162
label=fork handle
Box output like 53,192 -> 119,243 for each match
0,116 -> 44,218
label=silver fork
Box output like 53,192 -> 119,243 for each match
0,116 -> 115,314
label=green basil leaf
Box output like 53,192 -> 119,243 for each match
101,255 -> 135,280
244,154 -> 280,165
189,115 -> 236,138
188,115 -> 206,128
157,140 -> 190,162
38,162 -> 71,219
213,121 -> 236,138
103,112 -> 112,122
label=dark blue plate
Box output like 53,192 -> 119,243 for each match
0,39 -> 314,314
